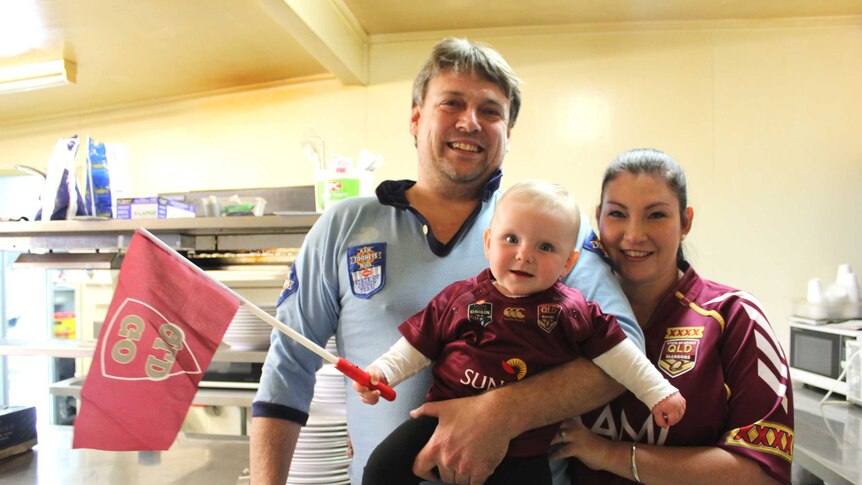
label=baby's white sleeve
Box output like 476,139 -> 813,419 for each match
370,337 -> 432,387
592,339 -> 679,410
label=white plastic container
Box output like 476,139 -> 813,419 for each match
314,169 -> 374,213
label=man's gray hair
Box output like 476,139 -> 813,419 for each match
412,37 -> 522,128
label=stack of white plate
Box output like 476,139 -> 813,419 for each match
285,358 -> 350,485
287,415 -> 350,485
221,304 -> 276,350
324,336 -> 338,356
311,364 -> 348,412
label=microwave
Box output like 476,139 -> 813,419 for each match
200,361 -> 263,389
789,319 -> 862,396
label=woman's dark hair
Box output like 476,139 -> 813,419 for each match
599,148 -> 689,264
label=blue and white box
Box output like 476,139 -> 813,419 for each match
116,197 -> 195,219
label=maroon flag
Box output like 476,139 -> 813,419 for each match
73,230 -> 241,450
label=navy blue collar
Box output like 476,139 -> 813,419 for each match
374,169 -> 502,256
375,169 -> 502,208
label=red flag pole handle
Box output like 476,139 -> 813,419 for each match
335,357 -> 396,401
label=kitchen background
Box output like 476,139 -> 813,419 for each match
2,0 -> 862,362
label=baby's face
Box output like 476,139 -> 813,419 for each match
484,197 -> 579,297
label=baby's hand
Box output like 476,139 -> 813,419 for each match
352,365 -> 388,405
651,391 -> 686,428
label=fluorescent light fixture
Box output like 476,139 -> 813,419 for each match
0,59 -> 76,95
0,0 -> 45,57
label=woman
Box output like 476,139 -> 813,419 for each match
551,148 -> 793,484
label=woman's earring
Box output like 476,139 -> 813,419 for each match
681,234 -> 687,241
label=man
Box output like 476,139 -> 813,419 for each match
250,37 -> 641,485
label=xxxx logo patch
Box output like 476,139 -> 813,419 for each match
726,421 -> 794,462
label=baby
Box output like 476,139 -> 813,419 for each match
355,180 -> 686,485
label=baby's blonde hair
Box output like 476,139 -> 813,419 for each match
495,180 -> 581,245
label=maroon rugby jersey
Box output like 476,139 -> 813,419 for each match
399,268 -> 627,457
571,263 -> 793,484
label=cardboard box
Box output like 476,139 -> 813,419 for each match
116,197 -> 196,219
0,406 -> 37,460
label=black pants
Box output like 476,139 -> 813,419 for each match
363,415 -> 551,485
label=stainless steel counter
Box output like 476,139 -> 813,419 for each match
794,385 -> 862,485
0,339 -> 262,407
0,425 -> 249,484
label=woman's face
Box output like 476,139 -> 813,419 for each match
597,172 -> 692,291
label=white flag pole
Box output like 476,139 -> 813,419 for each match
136,228 -> 335,364
134,228 -> 395,400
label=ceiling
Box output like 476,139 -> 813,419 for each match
2,0 -> 862,128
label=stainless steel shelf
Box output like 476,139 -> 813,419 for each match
0,213 -> 319,251
49,377 -> 256,407
0,338 -> 268,363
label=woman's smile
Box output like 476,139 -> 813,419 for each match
620,249 -> 654,260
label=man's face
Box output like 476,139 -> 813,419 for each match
410,70 -> 512,194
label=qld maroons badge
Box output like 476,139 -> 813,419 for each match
347,243 -> 386,299
658,326 -> 704,377
537,304 -> 563,333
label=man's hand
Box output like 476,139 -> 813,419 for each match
410,395 -> 509,485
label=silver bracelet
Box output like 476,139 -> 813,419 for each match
631,442 -> 642,483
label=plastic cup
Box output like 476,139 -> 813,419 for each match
807,277 -> 824,304
837,264 -> 854,281
839,272 -> 860,302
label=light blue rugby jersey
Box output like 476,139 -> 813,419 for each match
254,172 -> 641,484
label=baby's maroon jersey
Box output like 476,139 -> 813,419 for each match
400,268 -> 627,456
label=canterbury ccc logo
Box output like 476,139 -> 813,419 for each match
503,307 -> 526,319
726,420 -> 793,462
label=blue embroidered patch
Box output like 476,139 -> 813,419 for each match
276,266 -> 299,307
347,242 -> 386,299
582,231 -> 612,266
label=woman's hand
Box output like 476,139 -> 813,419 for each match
549,419 -> 613,470
352,365 -> 388,405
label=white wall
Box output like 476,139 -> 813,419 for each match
2,18 -> 861,348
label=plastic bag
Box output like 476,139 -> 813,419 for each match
37,136 -> 89,221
